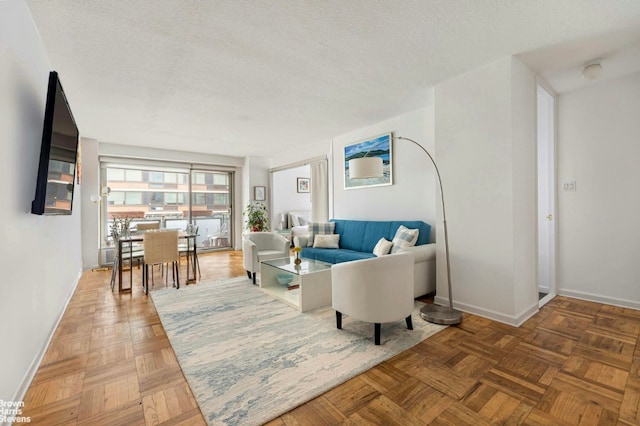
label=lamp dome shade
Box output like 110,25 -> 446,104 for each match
348,157 -> 383,179
582,62 -> 603,80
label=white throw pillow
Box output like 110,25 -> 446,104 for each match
289,214 -> 300,227
390,225 -> 419,253
373,238 -> 393,257
313,234 -> 340,249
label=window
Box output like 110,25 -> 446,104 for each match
100,164 -> 234,258
108,168 -> 125,181
213,193 -> 228,205
213,174 -> 228,185
125,170 -> 142,181
193,172 -> 206,185
165,193 -> 185,205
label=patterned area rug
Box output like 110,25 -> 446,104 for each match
151,276 -> 446,426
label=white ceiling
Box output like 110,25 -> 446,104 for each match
25,0 -> 640,161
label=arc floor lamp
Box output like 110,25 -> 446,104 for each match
348,136 -> 462,325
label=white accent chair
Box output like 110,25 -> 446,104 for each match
331,252 -> 414,345
243,232 -> 290,284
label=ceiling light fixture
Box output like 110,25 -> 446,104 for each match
582,59 -> 603,80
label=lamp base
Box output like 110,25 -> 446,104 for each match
420,304 -> 462,325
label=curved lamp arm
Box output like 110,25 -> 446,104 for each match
347,136 -> 461,324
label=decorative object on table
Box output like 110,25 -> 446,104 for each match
348,135 -> 462,325
344,132 -> 393,189
150,277 -> 446,426
254,185 -> 266,201
293,246 -> 302,265
275,273 -> 294,287
110,215 -> 132,241
243,202 -> 270,232
296,177 -> 310,193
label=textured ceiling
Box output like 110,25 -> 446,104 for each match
25,0 -> 640,162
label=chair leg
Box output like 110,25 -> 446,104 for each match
406,315 -> 413,330
175,261 -> 180,289
336,311 -> 342,329
143,264 -> 148,295
252,272 -> 256,285
247,270 -> 252,279
374,323 -> 381,345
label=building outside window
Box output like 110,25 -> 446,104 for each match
100,166 -> 233,265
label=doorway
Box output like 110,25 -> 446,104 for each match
537,83 -> 556,307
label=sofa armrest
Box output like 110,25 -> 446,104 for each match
242,237 -> 257,271
397,243 -> 435,263
273,233 -> 290,258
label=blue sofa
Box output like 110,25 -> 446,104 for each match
299,219 -> 436,297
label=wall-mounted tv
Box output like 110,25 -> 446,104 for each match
31,71 -> 79,215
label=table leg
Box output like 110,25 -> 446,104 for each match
118,240 -> 123,292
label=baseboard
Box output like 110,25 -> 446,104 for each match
10,268 -> 82,404
558,288 -> 640,311
434,296 -> 539,327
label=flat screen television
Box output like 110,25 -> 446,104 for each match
31,71 -> 79,215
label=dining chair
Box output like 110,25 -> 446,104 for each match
136,221 -> 160,231
142,230 -> 179,294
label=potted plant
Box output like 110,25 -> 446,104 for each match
243,202 -> 270,232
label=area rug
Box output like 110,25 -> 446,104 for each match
151,276 -> 446,426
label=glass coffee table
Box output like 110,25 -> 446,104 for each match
260,257 -> 333,312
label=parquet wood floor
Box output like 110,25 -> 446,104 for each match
21,251 -> 640,425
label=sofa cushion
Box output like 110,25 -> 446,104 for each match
373,238 -> 393,256
302,219 -> 431,265
302,247 -> 375,264
390,225 -> 420,253
313,234 -> 340,249
307,222 -> 336,246
331,219 -> 431,252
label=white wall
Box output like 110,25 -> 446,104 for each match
557,72 -> 640,309
331,106 -> 437,242
271,165 -> 311,229
80,137 -> 100,267
0,0 -> 83,401
434,56 -> 538,325
243,156 -> 272,232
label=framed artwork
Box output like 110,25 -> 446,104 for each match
254,186 -> 266,201
344,132 -> 393,189
297,177 -> 310,193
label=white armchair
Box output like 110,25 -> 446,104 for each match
331,252 -> 414,345
243,232 -> 290,284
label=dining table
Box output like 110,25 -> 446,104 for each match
117,230 -> 198,293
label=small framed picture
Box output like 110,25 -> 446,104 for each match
297,178 -> 310,193
254,186 -> 266,201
